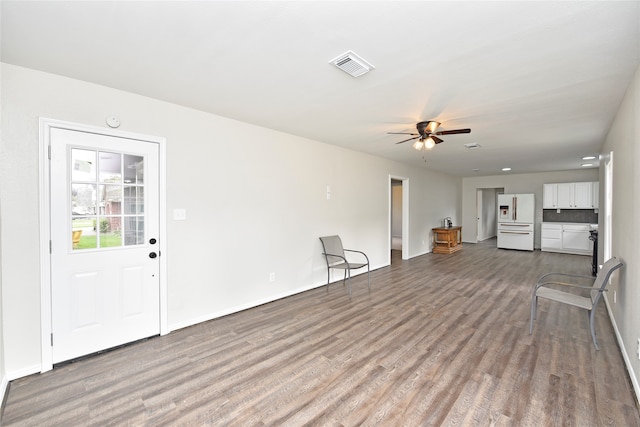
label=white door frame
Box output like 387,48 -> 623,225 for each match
476,189 -> 483,242
38,118 -> 168,372
603,151 -> 613,262
389,175 -> 409,262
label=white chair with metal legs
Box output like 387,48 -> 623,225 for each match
319,235 -> 370,297
530,257 -> 623,350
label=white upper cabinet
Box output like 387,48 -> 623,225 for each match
543,184 -> 557,208
544,182 -> 598,209
556,183 -> 573,208
573,182 -> 592,208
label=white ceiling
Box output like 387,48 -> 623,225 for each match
2,1 -> 639,176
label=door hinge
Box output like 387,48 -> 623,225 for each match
50,333 -> 54,346
49,240 -> 52,254
48,145 -> 51,160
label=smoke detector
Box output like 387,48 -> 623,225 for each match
329,51 -> 375,77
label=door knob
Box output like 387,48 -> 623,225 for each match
149,252 -> 157,259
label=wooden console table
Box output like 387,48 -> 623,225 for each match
432,226 -> 462,254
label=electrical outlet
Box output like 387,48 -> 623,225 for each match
269,272 -> 276,282
637,338 -> 640,360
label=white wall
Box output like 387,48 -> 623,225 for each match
0,24 -> 8,397
0,63 -> 462,377
0,230 -> 5,398
600,63 -> 640,398
462,169 -> 599,247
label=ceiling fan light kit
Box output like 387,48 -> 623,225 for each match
414,137 -> 436,151
389,121 -> 471,155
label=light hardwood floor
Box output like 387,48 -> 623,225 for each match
3,242 -> 639,426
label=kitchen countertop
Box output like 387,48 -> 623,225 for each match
542,222 -> 598,229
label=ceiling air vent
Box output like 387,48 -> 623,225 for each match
329,51 -> 374,77
464,143 -> 481,150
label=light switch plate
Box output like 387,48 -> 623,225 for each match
173,208 -> 187,221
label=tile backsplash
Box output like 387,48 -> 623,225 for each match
542,209 -> 598,224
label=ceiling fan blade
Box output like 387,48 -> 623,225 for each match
395,136 -> 420,144
431,135 -> 444,144
387,132 -> 419,136
434,128 -> 471,135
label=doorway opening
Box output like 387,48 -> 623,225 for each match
390,176 -> 409,263
476,187 -> 504,245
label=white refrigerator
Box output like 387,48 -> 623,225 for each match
497,193 -> 535,251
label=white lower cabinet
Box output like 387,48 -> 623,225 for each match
541,223 -> 593,255
562,225 -> 592,252
541,223 -> 562,249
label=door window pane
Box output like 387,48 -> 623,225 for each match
71,149 -> 96,182
72,184 -> 96,215
99,217 -> 123,248
100,185 -> 122,216
72,217 -> 96,250
99,152 -> 122,183
124,186 -> 144,214
69,148 -> 146,251
124,216 -> 145,246
124,154 -> 144,184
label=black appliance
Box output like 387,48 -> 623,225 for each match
589,230 -> 598,276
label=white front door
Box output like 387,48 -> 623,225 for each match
50,127 -> 160,363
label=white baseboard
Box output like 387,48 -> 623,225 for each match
169,282 -> 324,332
604,295 -> 640,405
0,373 -> 8,407
169,264 -> 388,332
6,364 -> 42,382
411,249 -> 430,258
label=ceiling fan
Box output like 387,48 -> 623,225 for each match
389,121 -> 471,151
